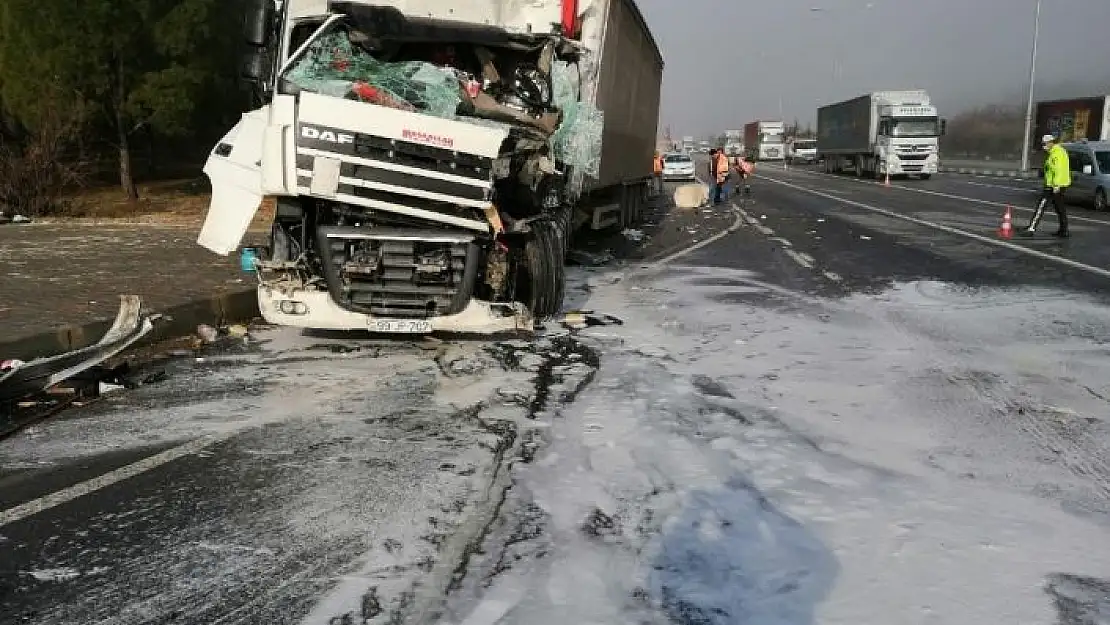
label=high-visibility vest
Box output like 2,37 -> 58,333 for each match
714,153 -> 729,182
653,155 -> 663,174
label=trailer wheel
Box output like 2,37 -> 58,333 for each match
517,219 -> 566,319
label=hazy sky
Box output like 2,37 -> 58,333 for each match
636,0 -> 1110,137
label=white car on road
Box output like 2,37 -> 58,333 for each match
662,153 -> 696,180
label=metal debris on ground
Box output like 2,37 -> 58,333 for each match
0,295 -> 154,402
559,310 -> 623,330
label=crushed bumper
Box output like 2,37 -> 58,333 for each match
257,285 -> 533,334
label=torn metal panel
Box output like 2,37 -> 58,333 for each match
0,296 -> 154,402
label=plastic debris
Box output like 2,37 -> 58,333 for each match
227,324 -> 249,339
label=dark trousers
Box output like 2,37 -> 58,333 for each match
1028,187 -> 1068,233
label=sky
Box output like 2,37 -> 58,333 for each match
635,0 -> 1110,138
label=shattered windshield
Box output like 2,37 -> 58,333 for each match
283,27 -> 464,118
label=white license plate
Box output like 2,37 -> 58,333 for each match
366,319 -> 433,333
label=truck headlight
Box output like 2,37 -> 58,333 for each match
278,300 -> 308,315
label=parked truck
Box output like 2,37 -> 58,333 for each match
197,0 -> 663,334
682,136 -> 695,153
786,137 -> 817,164
743,120 -> 785,161
817,90 -> 945,179
724,129 -> 743,156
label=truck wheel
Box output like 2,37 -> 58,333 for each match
1096,188 -> 1107,211
919,174 -> 931,180
518,219 -> 565,319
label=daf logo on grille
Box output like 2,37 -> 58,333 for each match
301,126 -> 354,144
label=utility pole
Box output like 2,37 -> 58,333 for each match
1020,0 -> 1042,173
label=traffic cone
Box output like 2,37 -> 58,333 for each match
998,205 -> 1013,239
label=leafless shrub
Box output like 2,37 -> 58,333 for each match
0,103 -> 89,217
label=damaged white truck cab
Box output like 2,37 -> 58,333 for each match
197,0 -> 663,334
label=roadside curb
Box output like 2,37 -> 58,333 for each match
0,289 -> 261,362
940,166 -> 1037,180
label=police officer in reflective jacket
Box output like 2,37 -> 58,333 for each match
1020,134 -> 1071,238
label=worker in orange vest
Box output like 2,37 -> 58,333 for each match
652,151 -> 664,196
712,147 -> 730,205
732,154 -> 754,197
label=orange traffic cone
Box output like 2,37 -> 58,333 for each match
998,205 -> 1013,239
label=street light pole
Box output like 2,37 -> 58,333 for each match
1020,0 -> 1042,173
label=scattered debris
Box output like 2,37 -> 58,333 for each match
691,374 -> 734,399
621,228 -> 645,242
196,324 -> 219,343
226,324 -> 249,339
0,296 -> 154,402
581,508 -> 621,539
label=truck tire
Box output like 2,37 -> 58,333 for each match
519,219 -> 565,319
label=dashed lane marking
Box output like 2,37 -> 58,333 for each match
757,175 -> 1110,281
769,168 -> 1110,227
964,180 -> 1039,193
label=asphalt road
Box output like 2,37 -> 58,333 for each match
5,167 -> 1110,624
689,158 -> 1110,298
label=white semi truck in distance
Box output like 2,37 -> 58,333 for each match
724,129 -> 743,156
743,120 -> 785,161
681,136 -> 695,153
197,0 -> 663,335
817,90 -> 946,179
786,137 -> 817,164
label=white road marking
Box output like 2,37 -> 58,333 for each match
784,249 -> 815,269
646,204 -> 744,266
964,180 -> 1039,193
0,433 -> 235,528
736,205 -> 815,270
775,169 -> 1110,227
758,175 -> 1110,281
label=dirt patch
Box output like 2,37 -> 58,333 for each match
39,179 -> 275,233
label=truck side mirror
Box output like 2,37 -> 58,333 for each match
244,0 -> 275,47
241,49 -> 267,82
939,119 -> 947,136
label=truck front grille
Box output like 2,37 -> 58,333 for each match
316,227 -> 479,318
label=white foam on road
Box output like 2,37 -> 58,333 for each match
446,264 -> 1110,625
